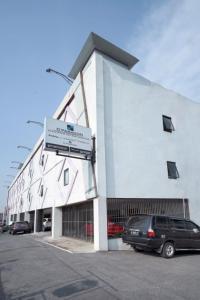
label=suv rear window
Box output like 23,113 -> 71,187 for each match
127,216 -> 151,231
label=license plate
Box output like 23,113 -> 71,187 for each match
130,230 -> 139,236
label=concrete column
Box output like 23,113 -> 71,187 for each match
93,197 -> 108,251
34,209 -> 40,233
93,53 -> 108,251
25,212 -> 30,223
52,207 -> 62,239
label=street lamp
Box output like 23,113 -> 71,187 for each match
10,166 -> 22,170
46,68 -> 73,85
3,185 -> 9,189
27,120 -> 44,128
11,161 -> 23,169
17,145 -> 31,151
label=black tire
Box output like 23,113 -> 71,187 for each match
161,242 -> 175,258
133,246 -> 143,252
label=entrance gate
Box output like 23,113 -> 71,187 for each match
62,201 -> 93,242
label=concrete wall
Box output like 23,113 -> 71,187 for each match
101,54 -> 200,224
8,53 -> 97,217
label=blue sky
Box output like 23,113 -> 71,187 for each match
0,0 -> 200,210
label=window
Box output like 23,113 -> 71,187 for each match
171,219 -> 185,230
167,161 -> 179,179
40,154 -> 45,166
40,185 -> 44,197
155,216 -> 169,229
127,216 -> 151,231
162,115 -> 174,132
64,169 -> 69,186
185,221 -> 199,231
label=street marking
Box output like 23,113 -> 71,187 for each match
35,239 -> 73,254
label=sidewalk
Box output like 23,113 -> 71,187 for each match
30,232 -> 95,253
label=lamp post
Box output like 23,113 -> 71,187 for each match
46,68 -> 73,85
27,120 -> 44,128
17,145 -> 31,151
3,185 -> 9,189
10,166 -> 21,170
11,161 -> 23,169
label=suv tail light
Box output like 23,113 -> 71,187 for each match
147,229 -> 156,238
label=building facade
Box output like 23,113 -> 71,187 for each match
7,33 -> 200,250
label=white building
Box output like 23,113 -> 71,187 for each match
7,32 -> 200,250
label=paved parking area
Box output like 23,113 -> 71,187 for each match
0,233 -> 200,299
30,232 -> 95,253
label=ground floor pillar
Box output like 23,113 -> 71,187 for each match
16,213 -> 20,222
34,209 -> 43,233
24,211 -> 30,222
93,197 -> 108,251
52,207 -> 62,239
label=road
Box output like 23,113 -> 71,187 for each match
0,233 -> 200,300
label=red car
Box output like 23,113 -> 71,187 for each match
86,220 -> 124,237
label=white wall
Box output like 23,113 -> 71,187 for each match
101,54 -> 200,224
8,53 -> 97,215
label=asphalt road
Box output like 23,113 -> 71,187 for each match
0,233 -> 200,300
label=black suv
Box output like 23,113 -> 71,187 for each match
122,214 -> 200,258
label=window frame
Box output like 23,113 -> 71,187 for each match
40,185 -> 44,197
64,168 -> 69,186
162,115 -> 175,133
167,161 -> 179,179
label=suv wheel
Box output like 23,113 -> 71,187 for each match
161,242 -> 175,258
133,246 -> 143,252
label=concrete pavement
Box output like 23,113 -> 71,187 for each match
0,232 -> 200,299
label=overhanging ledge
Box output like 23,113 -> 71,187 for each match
68,32 -> 139,79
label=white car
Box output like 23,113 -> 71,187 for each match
42,218 -> 51,231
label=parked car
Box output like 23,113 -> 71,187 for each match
42,218 -> 51,231
0,223 -> 9,233
86,219 -> 124,238
9,221 -> 31,235
0,222 -> 9,233
122,214 -> 200,258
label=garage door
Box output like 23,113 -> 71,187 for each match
62,201 -> 93,242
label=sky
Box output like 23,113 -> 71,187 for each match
0,0 -> 200,210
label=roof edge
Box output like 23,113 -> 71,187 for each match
68,32 -> 139,79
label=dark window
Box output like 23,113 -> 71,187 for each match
171,219 -> 186,229
163,115 -> 174,132
64,168 -> 69,186
40,154 -> 45,166
127,216 -> 151,231
40,185 -> 44,197
155,216 -> 169,228
185,221 -> 199,231
167,161 -> 179,179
